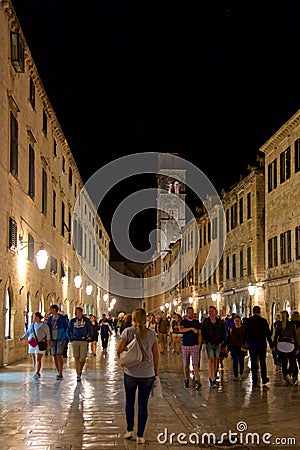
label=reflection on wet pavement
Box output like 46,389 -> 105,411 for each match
0,336 -> 299,449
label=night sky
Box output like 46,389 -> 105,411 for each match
11,0 -> 300,257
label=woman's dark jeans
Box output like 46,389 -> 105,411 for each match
230,345 -> 246,378
124,373 -> 155,438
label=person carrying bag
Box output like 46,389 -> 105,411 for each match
117,308 -> 159,444
19,312 -> 50,379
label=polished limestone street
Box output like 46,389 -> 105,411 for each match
0,335 -> 299,450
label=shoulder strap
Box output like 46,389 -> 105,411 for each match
32,324 -> 39,342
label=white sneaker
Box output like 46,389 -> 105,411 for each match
136,437 -> 145,444
123,431 -> 133,439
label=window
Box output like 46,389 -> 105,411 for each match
10,111 -> 18,179
42,168 -> 47,213
296,226 -> 300,260
239,250 -> 244,278
29,76 -> 35,108
226,255 -> 230,279
232,253 -> 236,278
60,261 -> 66,280
42,110 -> 47,136
226,209 -> 229,232
9,217 -> 18,252
73,219 -> 83,255
268,236 -> 278,268
50,256 -> 58,274
10,32 -> 24,73
280,230 -> 292,264
239,197 -> 243,224
268,159 -> 277,192
27,234 -> 34,262
52,190 -> 56,227
231,203 -> 237,229
207,222 -> 211,243
28,144 -> 35,199
68,210 -> 71,244
247,247 -> 251,275
212,217 -> 217,240
295,139 -> 300,173
280,147 -> 291,183
61,201 -> 65,236
62,156 -> 66,172
247,193 -> 251,219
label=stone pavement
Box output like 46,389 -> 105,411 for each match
0,336 -> 299,450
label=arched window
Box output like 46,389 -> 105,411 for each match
5,289 -> 11,339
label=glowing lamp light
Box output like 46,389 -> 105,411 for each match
103,293 -> 109,302
35,249 -> 48,270
211,293 -> 217,302
86,285 -> 93,295
160,305 -> 164,311
165,302 -> 169,309
248,284 -> 256,296
189,297 -> 193,304
74,275 -> 82,288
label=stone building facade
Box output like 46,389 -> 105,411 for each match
260,109 -> 300,317
220,165 -> 266,317
0,0 -> 110,366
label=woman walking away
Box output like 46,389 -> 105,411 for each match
274,310 -> 299,386
117,308 -> 159,444
19,312 -> 50,379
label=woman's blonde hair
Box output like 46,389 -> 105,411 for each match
132,308 -> 147,338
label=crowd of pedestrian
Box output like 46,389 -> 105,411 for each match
144,304 -> 300,391
19,305 -> 122,382
19,302 -> 300,445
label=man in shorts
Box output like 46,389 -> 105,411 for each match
47,304 -> 69,380
180,306 -> 202,389
67,307 -> 93,382
201,305 -> 226,388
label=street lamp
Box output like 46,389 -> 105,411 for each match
19,239 -> 49,270
74,275 -> 82,288
211,293 -> 217,302
35,248 -> 48,270
248,283 -> 256,316
86,285 -> 93,295
248,284 -> 256,297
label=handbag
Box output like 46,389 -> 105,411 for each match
277,341 -> 294,353
28,337 -> 38,347
119,331 -> 143,368
33,325 -> 47,351
151,375 -> 163,398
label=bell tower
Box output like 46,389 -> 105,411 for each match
157,153 -> 186,256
